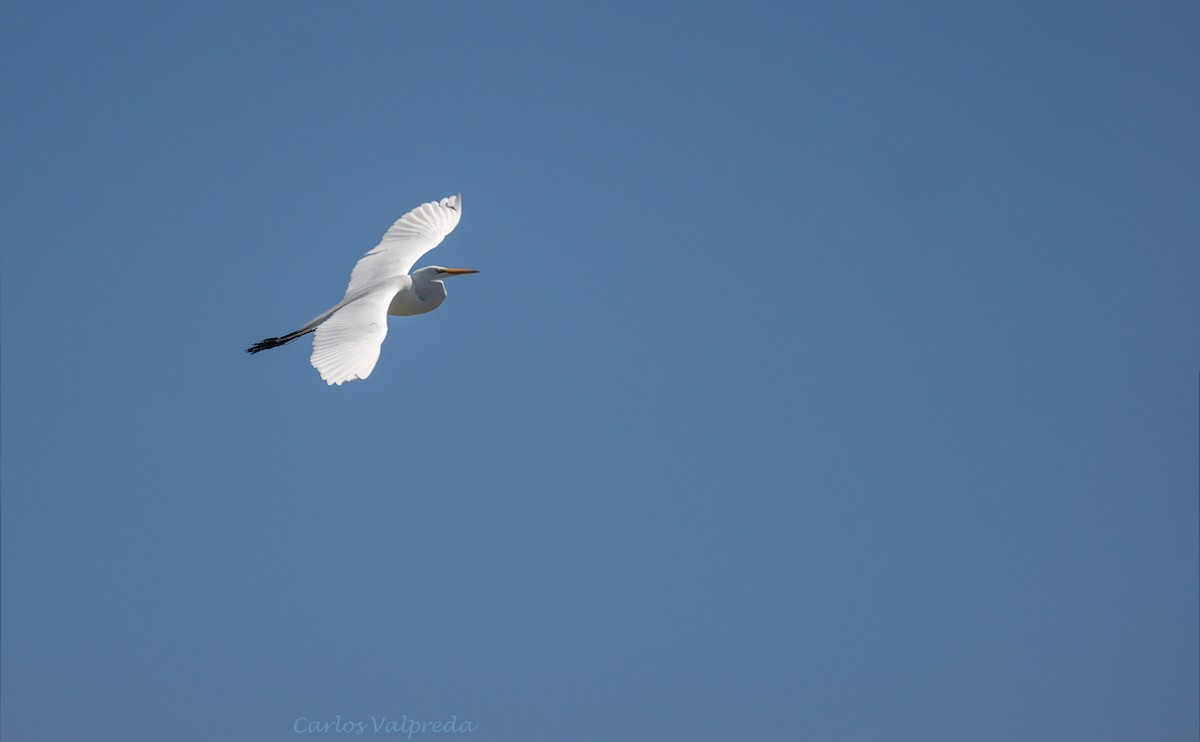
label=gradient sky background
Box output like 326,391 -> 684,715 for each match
2,1 -> 1197,740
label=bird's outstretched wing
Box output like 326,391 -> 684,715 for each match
344,194 -> 462,296
310,286 -> 398,385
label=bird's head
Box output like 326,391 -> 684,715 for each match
415,266 -> 479,282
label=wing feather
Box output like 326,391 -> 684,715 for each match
310,287 -> 398,385
345,194 -> 462,295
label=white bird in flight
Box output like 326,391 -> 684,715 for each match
247,194 -> 477,385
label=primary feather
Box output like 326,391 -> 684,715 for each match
346,194 -> 462,295
309,285 -> 399,385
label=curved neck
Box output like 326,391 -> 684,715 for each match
412,275 -> 448,309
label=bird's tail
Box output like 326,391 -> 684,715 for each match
246,292 -> 369,355
245,327 -> 314,354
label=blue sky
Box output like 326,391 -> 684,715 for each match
2,1 -> 1197,740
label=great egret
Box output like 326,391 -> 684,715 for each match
246,194 -> 477,385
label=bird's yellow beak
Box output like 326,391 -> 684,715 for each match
443,268 -> 479,275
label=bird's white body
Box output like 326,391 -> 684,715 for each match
247,194 -> 476,385
387,274 -> 444,316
